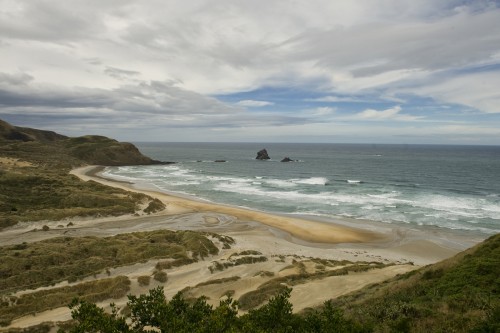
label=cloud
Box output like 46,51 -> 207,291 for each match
309,107 -> 336,117
0,1 -> 499,143
104,67 -> 140,80
306,96 -> 366,103
235,100 -> 275,107
0,71 -> 240,120
401,69 -> 500,114
353,106 -> 422,121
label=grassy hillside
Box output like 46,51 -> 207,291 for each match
0,119 -> 164,167
0,119 -> 168,228
333,233 -> 500,332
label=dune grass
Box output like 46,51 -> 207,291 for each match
0,136 -> 164,229
0,276 -> 130,326
333,233 -> 500,332
0,230 -> 218,294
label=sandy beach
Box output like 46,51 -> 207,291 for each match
1,165 -> 480,330
68,165 -> 476,264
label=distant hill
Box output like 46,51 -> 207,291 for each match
0,119 -> 165,166
0,119 -> 67,142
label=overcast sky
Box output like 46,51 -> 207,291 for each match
1,0 -> 500,144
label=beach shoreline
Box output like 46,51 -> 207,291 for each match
70,165 -> 477,265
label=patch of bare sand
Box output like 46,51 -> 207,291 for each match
290,265 -> 415,312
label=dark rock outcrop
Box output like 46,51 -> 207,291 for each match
214,160 -> 226,163
256,149 -> 270,160
281,157 -> 294,162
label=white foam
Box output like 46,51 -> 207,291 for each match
295,177 -> 329,185
105,163 -> 500,234
264,179 -> 297,188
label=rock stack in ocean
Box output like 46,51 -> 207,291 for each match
281,157 -> 294,162
256,149 -> 270,160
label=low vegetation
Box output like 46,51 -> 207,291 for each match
0,230 -> 218,294
60,286 -> 362,333
0,119 -> 166,229
0,276 -> 130,326
209,255 -> 268,273
137,276 -> 151,287
153,271 -> 168,283
333,233 -> 500,332
0,167 -> 152,226
50,235 -> 499,332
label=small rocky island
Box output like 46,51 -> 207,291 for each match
281,157 -> 295,162
256,149 -> 270,160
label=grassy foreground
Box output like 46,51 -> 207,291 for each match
17,234 -> 495,333
0,230 -> 227,326
335,233 -> 500,332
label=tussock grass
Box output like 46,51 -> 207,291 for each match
0,276 -> 130,326
137,276 -> 151,286
204,233 -> 235,249
153,271 -> 168,283
0,168 -> 150,226
155,257 -> 197,270
209,256 -> 268,273
333,233 -> 500,332
0,230 -> 218,294
195,276 -> 241,288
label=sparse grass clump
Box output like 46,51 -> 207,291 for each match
195,276 -> 241,287
137,276 -> 151,286
0,276 -> 130,326
0,230 -> 218,293
153,271 -> 168,283
143,198 -> 165,214
204,233 -> 235,249
208,256 -> 268,273
155,257 -> 197,270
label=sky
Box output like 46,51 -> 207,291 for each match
1,0 -> 500,144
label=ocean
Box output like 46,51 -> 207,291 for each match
103,143 -> 500,236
